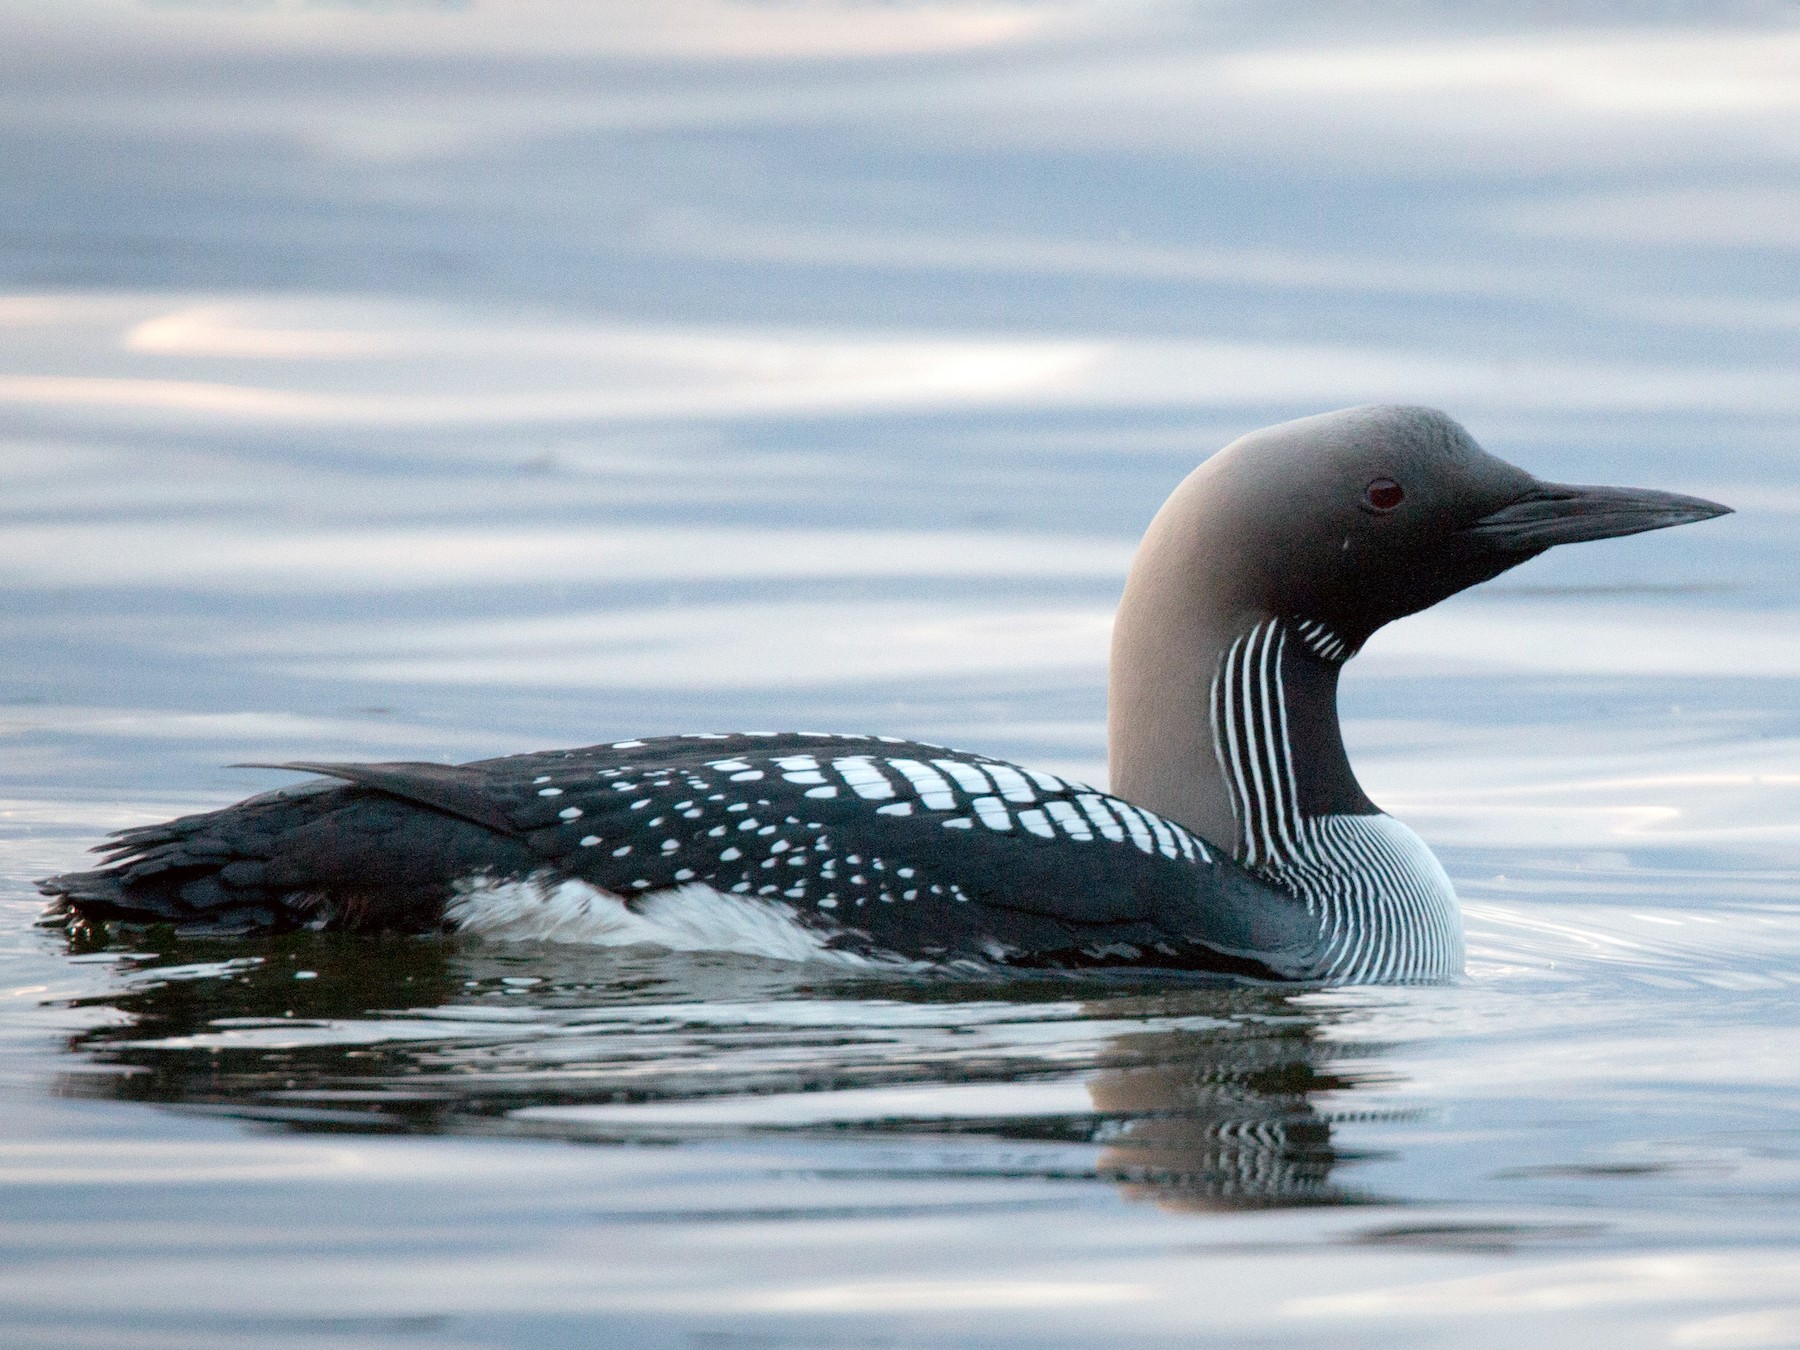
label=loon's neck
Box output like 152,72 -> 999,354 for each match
1111,601 -> 1463,982
1107,492 -> 1375,853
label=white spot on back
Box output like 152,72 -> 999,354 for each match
833,757 -> 895,800
971,797 -> 1012,831
981,764 -> 1036,804
1109,801 -> 1158,855
887,759 -> 957,810
932,760 -> 993,795
1075,794 -> 1125,842
1044,800 -> 1092,841
1142,811 -> 1180,859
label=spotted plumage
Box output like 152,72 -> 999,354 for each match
43,734 -> 1329,977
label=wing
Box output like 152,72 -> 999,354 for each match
443,733 -> 1327,975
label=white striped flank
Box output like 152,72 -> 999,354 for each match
1210,618 -> 1463,983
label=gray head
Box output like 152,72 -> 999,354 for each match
1110,404 -> 1729,847
1171,404 -> 1729,653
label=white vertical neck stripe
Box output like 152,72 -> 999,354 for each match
1209,617 -> 1464,984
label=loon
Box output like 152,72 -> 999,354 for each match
40,406 -> 1728,983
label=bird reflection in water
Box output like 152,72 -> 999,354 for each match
1085,1002 -> 1386,1209
55,934 -> 1393,1209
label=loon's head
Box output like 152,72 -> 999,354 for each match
1109,404 -> 1731,845
1187,404 -> 1731,653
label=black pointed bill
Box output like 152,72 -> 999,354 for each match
1468,482 -> 1732,552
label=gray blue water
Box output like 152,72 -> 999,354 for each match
3,3 -> 1800,1345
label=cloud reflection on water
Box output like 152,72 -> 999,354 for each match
0,521 -> 1132,590
5,292 -> 1799,426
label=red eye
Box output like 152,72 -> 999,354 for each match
1365,478 -> 1404,511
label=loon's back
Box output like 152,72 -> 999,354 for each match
42,734 -> 1328,978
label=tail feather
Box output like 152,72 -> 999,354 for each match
39,774 -> 530,935
38,864 -> 293,935
38,791 -> 326,933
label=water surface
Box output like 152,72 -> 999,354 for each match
3,3 -> 1799,1346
